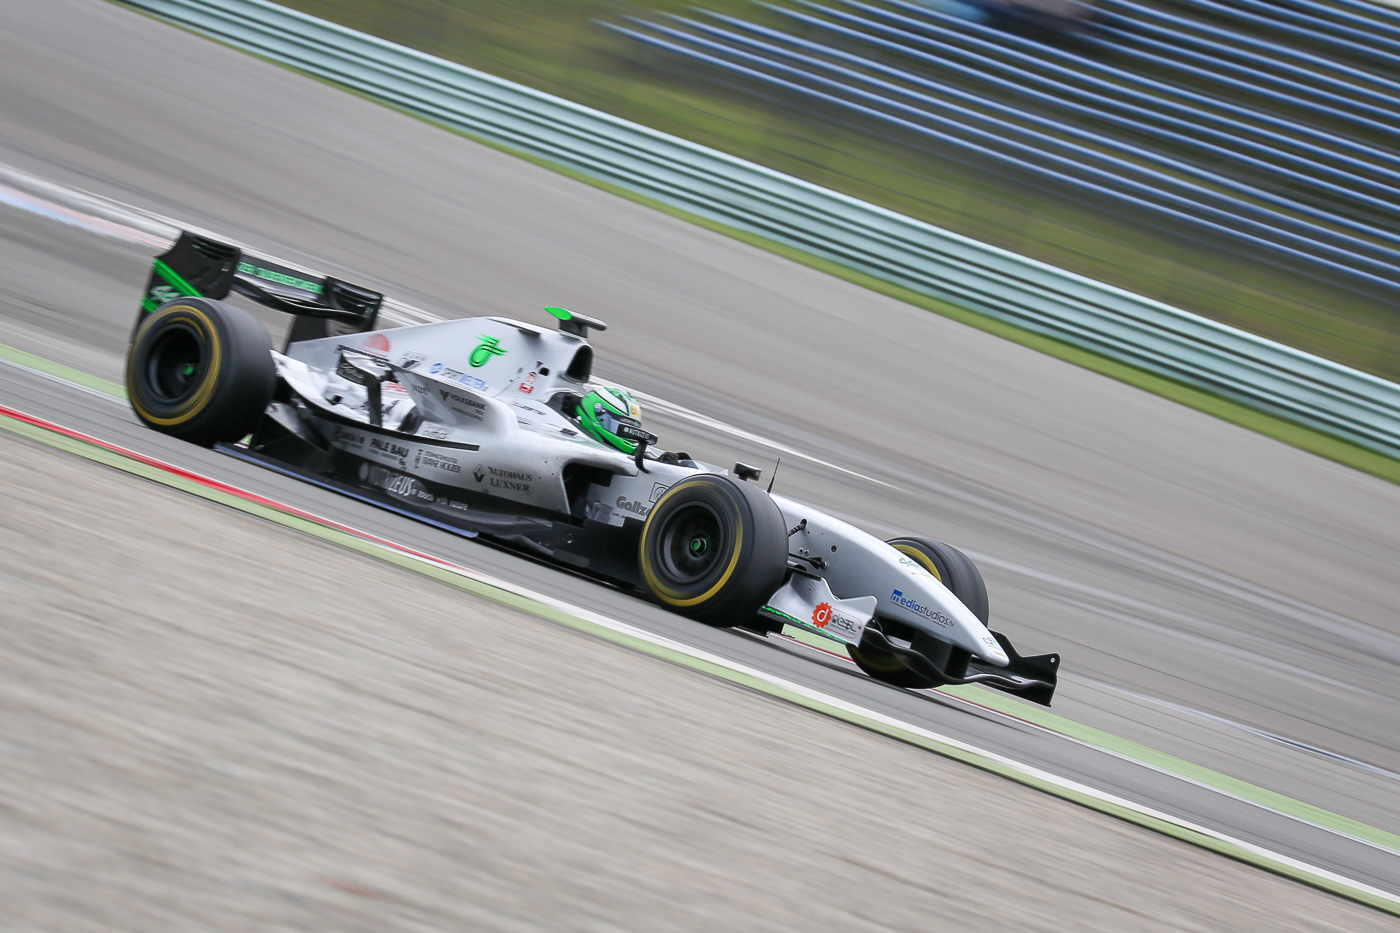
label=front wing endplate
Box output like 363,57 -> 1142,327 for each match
760,572 -> 876,647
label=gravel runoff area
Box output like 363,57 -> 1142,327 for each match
0,430 -> 1389,933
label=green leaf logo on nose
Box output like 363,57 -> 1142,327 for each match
470,336 -> 507,368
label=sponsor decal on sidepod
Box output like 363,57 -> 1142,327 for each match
473,464 -> 532,493
359,462 -> 434,502
413,448 -> 461,473
615,483 -> 670,519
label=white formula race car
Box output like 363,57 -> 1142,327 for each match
125,233 -> 1059,704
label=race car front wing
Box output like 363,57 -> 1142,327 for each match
860,624 -> 1059,706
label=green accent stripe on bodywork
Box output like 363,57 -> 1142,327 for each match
142,258 -> 204,311
766,609 -> 859,647
155,258 -> 201,295
237,261 -> 322,293
761,605 -> 801,625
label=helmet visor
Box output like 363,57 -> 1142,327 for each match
595,406 -> 636,438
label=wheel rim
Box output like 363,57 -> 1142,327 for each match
145,323 -> 207,404
656,502 -> 727,585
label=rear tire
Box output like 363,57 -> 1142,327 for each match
639,474 -> 788,626
850,536 -> 989,689
126,297 -> 275,447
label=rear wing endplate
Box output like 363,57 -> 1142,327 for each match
136,231 -> 383,346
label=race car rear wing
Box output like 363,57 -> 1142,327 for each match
136,231 -> 383,347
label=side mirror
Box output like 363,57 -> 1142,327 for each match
617,420 -> 659,473
335,350 -> 392,427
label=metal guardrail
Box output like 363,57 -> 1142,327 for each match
117,0 -> 1400,460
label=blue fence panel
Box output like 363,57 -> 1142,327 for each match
1088,11 -> 1400,136
865,0 -> 1400,173
1302,0 -> 1400,37
774,5 -> 1400,222
792,3 -> 1400,209
674,13 -> 1400,264
618,22 -> 1397,297
1163,0 -> 1400,66
618,16 -> 1400,296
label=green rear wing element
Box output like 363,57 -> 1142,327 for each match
137,231 -> 383,346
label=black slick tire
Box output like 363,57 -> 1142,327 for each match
638,473 -> 788,626
126,297 -> 275,447
849,536 -> 989,689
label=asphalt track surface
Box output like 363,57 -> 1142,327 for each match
10,432 -> 1398,932
3,0 -> 1400,911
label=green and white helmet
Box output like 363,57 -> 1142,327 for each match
578,385 -> 643,453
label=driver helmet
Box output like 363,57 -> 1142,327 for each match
577,385 -> 643,453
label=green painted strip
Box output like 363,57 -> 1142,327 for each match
6,338 -> 1399,854
0,343 -> 127,399
779,623 -> 1400,856
938,682 -> 1400,855
1,407 -> 1396,915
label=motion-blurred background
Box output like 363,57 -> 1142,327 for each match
281,0 -> 1400,379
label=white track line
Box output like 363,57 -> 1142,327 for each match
627,389 -> 896,487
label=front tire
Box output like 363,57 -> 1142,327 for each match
884,536 -> 989,624
126,297 -> 275,447
638,474 -> 788,626
850,536 -> 989,689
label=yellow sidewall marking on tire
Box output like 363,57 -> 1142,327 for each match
640,483 -> 745,607
127,305 -> 223,427
895,543 -> 942,582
